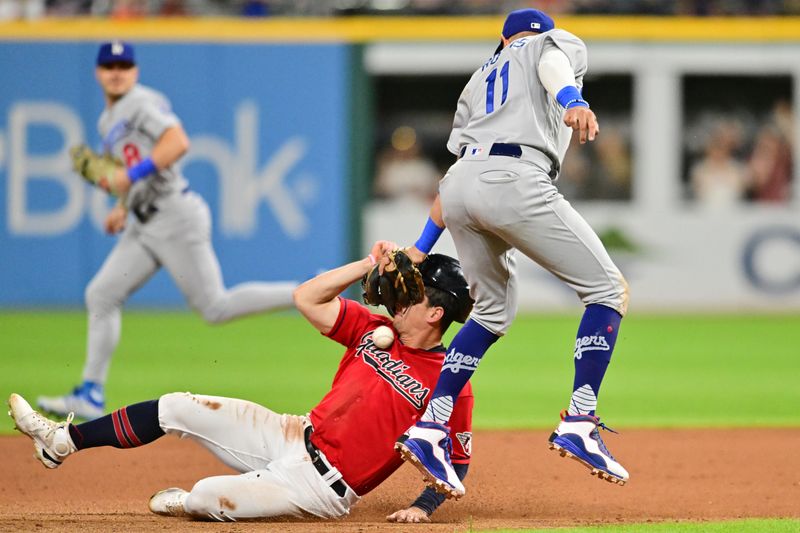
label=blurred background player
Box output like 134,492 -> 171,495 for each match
396,9 -> 630,498
10,241 -> 474,522
37,41 -> 298,420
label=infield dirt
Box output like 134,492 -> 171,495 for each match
2,428 -> 799,532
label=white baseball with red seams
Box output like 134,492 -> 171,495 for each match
371,325 -> 395,349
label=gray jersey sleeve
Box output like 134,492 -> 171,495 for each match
138,95 -> 180,143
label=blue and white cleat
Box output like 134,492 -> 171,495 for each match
395,421 -> 465,499
548,410 -> 629,486
37,381 -> 105,421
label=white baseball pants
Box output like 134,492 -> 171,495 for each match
157,392 -> 359,521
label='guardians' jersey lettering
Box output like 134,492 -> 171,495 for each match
355,332 -> 430,409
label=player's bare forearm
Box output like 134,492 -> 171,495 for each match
294,241 -> 396,334
429,194 -> 444,227
104,201 -> 128,234
150,125 -> 190,169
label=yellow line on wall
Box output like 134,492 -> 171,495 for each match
1,16 -> 800,43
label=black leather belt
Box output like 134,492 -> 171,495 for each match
459,143 -> 560,179
459,142 -> 521,159
304,426 -> 347,498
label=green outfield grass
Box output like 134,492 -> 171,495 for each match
1,310 -> 799,434
484,518 -> 800,532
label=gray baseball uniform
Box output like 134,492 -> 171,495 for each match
82,83 -> 297,383
441,30 -> 628,335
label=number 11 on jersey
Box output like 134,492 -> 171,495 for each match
485,61 -> 510,114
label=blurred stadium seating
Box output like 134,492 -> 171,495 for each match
4,0 -> 800,20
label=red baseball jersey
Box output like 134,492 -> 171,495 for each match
309,298 -> 473,496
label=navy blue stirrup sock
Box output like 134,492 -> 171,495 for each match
68,399 -> 164,450
569,304 -> 622,415
422,319 -> 499,424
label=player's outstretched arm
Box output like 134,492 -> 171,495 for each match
294,240 -> 396,334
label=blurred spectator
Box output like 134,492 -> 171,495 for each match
110,0 -> 148,18
689,119 -> 749,207
374,126 -> 440,204
8,0 -> 800,17
590,124 -> 632,200
0,0 -> 45,18
559,138 -> 591,199
559,120 -> 632,201
159,0 -> 188,15
684,73 -> 793,207
747,100 -> 793,203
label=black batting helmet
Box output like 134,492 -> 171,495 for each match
419,254 -> 474,323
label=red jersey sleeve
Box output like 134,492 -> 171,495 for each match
325,298 -> 379,348
449,381 -> 474,464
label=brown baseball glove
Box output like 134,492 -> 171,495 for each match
362,249 -> 425,315
69,144 -> 125,197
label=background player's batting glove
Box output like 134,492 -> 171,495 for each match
363,249 -> 425,315
70,144 -> 126,197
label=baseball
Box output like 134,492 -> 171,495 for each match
372,325 -> 395,349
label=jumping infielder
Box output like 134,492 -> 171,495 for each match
396,9 -> 630,497
10,242 -> 474,522
37,41 -> 297,421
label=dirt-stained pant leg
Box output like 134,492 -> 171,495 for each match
142,192 -> 296,325
158,392 -> 304,472
82,225 -> 159,383
158,393 -> 358,520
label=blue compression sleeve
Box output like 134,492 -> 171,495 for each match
127,157 -> 157,183
414,217 -> 445,255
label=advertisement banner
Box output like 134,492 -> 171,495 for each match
364,201 -> 800,312
0,42 -> 351,306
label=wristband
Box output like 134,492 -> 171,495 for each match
565,98 -> 589,109
556,86 -> 589,109
414,217 -> 444,255
127,157 -> 157,183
